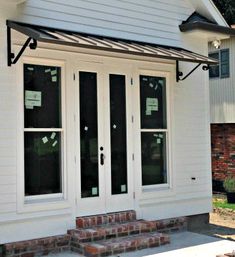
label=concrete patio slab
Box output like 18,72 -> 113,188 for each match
47,232 -> 235,257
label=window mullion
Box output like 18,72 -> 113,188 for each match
24,128 -> 63,132
141,129 -> 167,132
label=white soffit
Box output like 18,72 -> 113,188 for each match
189,0 -> 228,27
184,29 -> 230,41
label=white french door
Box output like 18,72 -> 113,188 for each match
76,62 -> 134,216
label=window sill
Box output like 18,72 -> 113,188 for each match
209,76 -> 230,80
25,193 -> 64,203
142,184 -> 170,193
209,77 -> 220,80
17,195 -> 71,214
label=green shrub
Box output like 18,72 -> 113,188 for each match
223,176 -> 235,193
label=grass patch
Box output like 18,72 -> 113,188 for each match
214,201 -> 235,210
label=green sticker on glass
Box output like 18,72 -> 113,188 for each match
146,98 -> 158,112
52,76 -> 57,82
92,187 -> 98,195
25,90 -> 42,108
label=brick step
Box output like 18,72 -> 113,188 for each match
72,217 -> 187,242
2,217 -> 187,257
76,210 -> 136,229
71,232 -> 170,257
69,220 -> 157,242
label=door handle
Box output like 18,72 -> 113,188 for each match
100,153 -> 104,166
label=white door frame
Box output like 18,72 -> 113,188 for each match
75,62 -> 106,216
75,60 -> 135,216
103,64 -> 134,213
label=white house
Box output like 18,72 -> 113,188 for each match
208,33 -> 235,191
0,0 -> 231,256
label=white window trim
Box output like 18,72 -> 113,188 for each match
137,70 -> 173,194
16,57 -> 69,213
132,65 -> 175,200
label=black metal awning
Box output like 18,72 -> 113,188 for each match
6,20 -> 218,82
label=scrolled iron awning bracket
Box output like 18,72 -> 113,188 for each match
176,60 -> 210,82
7,26 -> 37,66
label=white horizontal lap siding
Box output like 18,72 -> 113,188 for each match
173,55 -> 212,201
16,0 -> 194,46
0,12 -> 18,216
0,194 -> 16,204
209,38 -> 235,123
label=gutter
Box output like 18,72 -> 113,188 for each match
179,21 -> 235,36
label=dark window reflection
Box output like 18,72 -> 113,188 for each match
24,64 -> 62,196
110,74 -> 127,195
80,72 -> 99,198
24,64 -> 61,128
141,132 -> 167,186
209,52 -> 219,78
140,76 -> 166,129
25,132 -> 62,195
220,49 -> 230,78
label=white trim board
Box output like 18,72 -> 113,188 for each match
189,0 -> 228,27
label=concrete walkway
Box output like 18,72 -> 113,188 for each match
47,232 -> 235,257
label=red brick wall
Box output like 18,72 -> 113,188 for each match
211,124 -> 235,183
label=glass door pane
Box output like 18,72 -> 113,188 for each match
109,74 -> 128,195
80,72 -> 99,198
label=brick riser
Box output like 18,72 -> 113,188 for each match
71,233 -> 170,257
76,210 -> 136,229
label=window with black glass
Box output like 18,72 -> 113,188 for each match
140,75 -> 168,186
209,49 -> 229,79
24,64 -> 62,196
220,49 -> 230,78
209,52 -> 219,78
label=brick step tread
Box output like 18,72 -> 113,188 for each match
71,232 -> 170,257
69,220 -> 157,241
70,217 -> 186,243
76,210 -> 136,228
